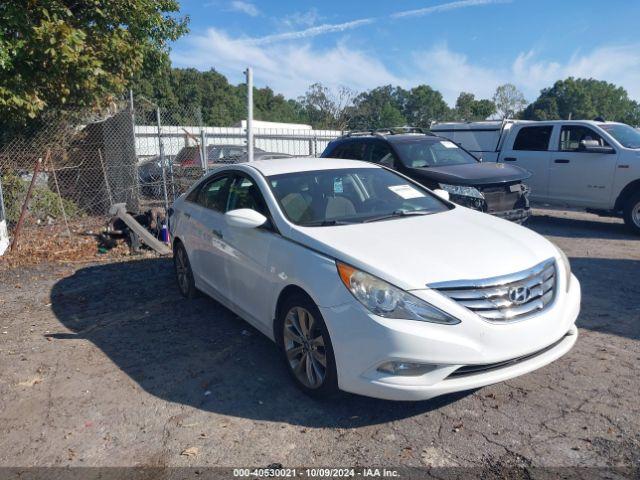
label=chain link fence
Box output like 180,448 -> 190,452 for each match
0,96 -> 343,245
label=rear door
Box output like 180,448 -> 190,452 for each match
547,125 -> 618,207
500,125 -> 553,201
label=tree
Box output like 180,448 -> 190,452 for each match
298,83 -> 356,130
404,85 -> 449,128
347,86 -> 407,130
521,77 -> 640,125
0,1 -> 189,131
454,92 -> 496,121
492,84 -> 527,119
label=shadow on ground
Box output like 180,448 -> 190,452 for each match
528,211 -> 637,240
48,258 -> 470,428
48,214 -> 640,426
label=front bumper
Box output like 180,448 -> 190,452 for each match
320,273 -> 580,401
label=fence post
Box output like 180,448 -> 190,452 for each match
245,67 -> 254,162
156,107 -> 169,213
10,152 -> 45,251
199,129 -> 207,173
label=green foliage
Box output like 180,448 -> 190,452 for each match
493,84 -> 527,119
522,77 -> 640,125
404,85 -> 449,128
0,0 -> 189,133
1,170 -> 81,225
454,92 -> 496,121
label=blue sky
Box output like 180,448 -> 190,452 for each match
171,0 -> 640,105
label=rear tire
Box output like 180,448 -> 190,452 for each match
277,293 -> 338,398
173,241 -> 198,298
623,192 -> 640,235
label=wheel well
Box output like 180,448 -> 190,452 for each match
615,179 -> 640,211
273,285 -> 314,343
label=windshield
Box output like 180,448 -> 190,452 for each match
599,124 -> 640,149
268,168 -> 449,226
393,139 -> 478,168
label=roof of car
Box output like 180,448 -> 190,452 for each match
244,157 -> 377,176
431,120 -> 627,131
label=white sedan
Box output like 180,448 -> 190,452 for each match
169,157 -> 580,401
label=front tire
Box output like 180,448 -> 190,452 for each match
173,241 -> 198,298
623,192 -> 640,235
277,294 -> 338,398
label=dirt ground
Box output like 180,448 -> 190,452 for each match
0,208 -> 639,473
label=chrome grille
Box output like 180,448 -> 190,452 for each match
430,259 -> 557,322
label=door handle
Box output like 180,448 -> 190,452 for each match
211,229 -> 223,239
503,157 -> 517,162
554,159 -> 570,164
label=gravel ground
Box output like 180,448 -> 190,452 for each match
0,209 -> 639,472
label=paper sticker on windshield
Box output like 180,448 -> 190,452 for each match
441,140 -> 457,149
388,184 -> 425,199
333,177 -> 344,193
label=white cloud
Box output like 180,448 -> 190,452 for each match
410,45 -> 502,103
173,31 -> 640,104
512,46 -> 640,100
247,18 -> 374,45
229,1 -> 259,17
281,8 -> 322,29
392,0 -> 511,19
244,0 -> 506,45
172,29 -> 401,97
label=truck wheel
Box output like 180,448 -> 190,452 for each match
623,192 -> 640,235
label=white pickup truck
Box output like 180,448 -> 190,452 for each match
431,119 -> 640,233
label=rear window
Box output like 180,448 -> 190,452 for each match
436,130 -> 501,152
330,142 -> 367,160
513,126 -> 552,151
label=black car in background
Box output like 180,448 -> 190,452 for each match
321,128 -> 531,222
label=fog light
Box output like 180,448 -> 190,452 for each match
377,362 -> 437,376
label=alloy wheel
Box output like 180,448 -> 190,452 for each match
283,306 -> 327,389
175,246 -> 190,294
632,201 -> 640,228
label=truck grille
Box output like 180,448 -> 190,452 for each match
430,259 -> 557,322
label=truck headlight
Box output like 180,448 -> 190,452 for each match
336,262 -> 460,324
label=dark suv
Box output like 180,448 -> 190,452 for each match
321,129 -> 531,222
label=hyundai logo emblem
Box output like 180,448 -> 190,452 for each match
508,285 -> 531,305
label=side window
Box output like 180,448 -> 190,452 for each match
332,141 -> 367,160
195,175 -> 232,211
559,126 -> 609,151
369,142 -> 396,167
513,126 -> 553,151
227,175 -> 269,216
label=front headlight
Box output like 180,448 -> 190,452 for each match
555,245 -> 572,292
336,262 -> 460,324
438,183 -> 485,200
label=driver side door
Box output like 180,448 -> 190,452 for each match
223,173 -> 279,331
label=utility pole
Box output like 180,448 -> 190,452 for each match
245,67 -> 254,162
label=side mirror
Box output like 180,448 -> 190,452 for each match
433,189 -> 450,202
579,139 -> 615,154
225,209 -> 267,229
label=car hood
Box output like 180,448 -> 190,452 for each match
408,162 -> 530,186
285,206 -> 557,291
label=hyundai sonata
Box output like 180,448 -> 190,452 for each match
169,157 -> 580,401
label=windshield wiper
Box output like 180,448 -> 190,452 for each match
303,219 -> 355,226
363,209 -> 431,223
